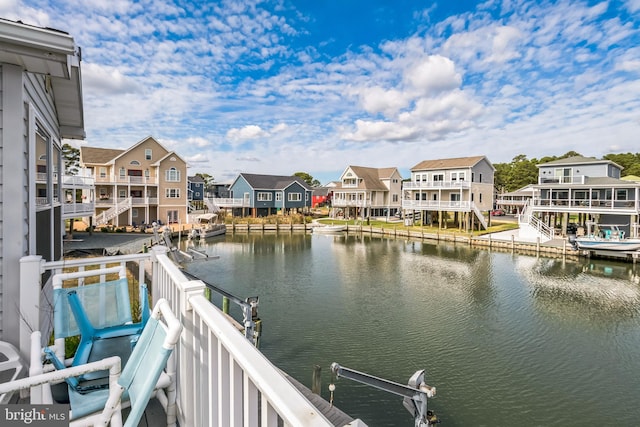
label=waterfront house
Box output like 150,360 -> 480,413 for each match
331,166 -> 403,219
0,19 -> 87,349
188,174 -> 205,210
228,173 -> 313,217
312,186 -> 331,208
80,136 -> 188,227
403,156 -> 494,230
528,156 -> 640,238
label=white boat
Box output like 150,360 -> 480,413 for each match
189,213 -> 226,240
574,224 -> 640,252
313,224 -> 347,233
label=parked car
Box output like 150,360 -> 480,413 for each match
491,209 -> 505,216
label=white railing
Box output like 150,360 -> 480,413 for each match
206,197 -> 245,208
61,175 -> 94,187
94,175 -> 157,184
18,250 -> 347,426
62,201 -> 95,217
471,202 -> 488,230
95,197 -> 132,225
403,181 -> 471,189
402,200 -> 471,210
331,200 -> 370,208
519,200 -> 554,240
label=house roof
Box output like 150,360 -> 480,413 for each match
80,146 -> 125,165
336,166 -> 396,191
410,156 -> 491,171
0,19 -> 85,139
500,184 -> 538,197
537,155 -> 623,170
189,175 -> 205,182
584,176 -> 639,186
240,173 -> 313,191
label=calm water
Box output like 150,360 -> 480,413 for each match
183,232 -> 640,427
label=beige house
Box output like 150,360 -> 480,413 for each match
331,166 -> 403,219
80,136 -> 188,227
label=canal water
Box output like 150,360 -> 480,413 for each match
183,233 -> 640,426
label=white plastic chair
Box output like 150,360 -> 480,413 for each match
0,299 -> 182,427
0,340 -> 28,403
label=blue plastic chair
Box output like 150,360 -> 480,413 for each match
0,299 -> 182,427
50,268 -> 150,388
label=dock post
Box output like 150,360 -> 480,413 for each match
222,296 -> 229,314
511,234 -> 515,250
312,365 -> 322,395
536,237 -> 540,254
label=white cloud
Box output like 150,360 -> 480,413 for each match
404,55 -> 461,94
226,125 -> 267,141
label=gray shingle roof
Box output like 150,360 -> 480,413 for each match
241,173 -> 312,190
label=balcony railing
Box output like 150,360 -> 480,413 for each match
94,175 -> 157,184
403,181 -> 471,189
537,176 -> 586,185
62,175 -> 94,187
402,200 -> 471,210
207,197 -> 247,207
18,249 -> 348,426
531,199 -> 638,211
62,201 -> 94,217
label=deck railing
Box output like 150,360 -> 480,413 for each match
19,248 -> 342,426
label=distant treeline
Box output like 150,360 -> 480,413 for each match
494,151 -> 640,193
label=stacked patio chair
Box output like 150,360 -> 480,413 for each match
0,298 -> 182,427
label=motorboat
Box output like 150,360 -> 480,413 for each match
573,223 -> 640,252
313,224 -> 347,233
189,213 -> 226,240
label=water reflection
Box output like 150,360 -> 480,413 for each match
182,233 -> 640,426
518,256 -> 640,317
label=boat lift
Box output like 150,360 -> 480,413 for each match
330,363 -> 438,426
181,269 -> 261,347
151,223 -> 261,346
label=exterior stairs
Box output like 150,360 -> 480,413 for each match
95,197 -> 132,226
518,201 -> 554,241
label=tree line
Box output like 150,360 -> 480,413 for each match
494,151 -> 640,193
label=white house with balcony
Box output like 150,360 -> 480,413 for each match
529,156 -> 640,238
402,156 -> 494,230
331,166 -> 403,219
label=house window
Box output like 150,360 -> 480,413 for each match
393,194 -> 398,202
132,209 -> 139,218
119,190 -> 126,198
99,189 -> 107,199
616,189 -> 627,200
165,168 -> 180,182
276,193 -> 282,201
144,169 -> 150,179
145,149 -> 152,160
458,173 -> 465,181
257,192 -> 272,201
99,167 -> 107,178
195,191 -> 201,197
288,193 -> 302,202
305,193 -> 309,201
479,173 -> 483,183
480,193 -> 483,203
166,188 -> 180,198
433,174 -> 444,181
119,167 -> 126,178
130,160 -> 140,165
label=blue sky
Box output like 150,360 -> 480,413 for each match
4,0 -> 640,184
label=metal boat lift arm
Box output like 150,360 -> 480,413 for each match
330,363 -> 437,426
181,270 -> 259,345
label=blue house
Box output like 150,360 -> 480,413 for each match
188,175 -> 205,201
229,173 -> 313,217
